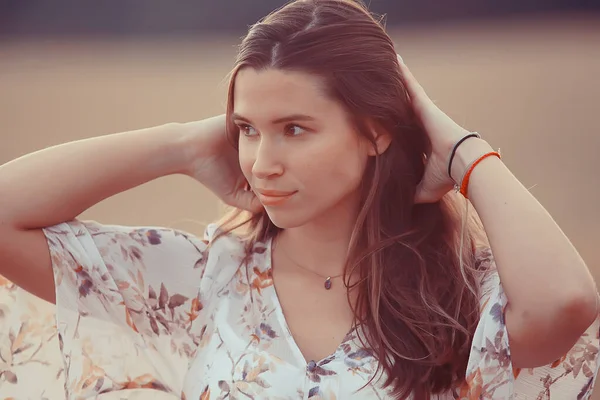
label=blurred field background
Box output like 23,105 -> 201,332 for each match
1,0 -> 599,398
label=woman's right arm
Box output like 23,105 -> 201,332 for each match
0,119 -> 218,303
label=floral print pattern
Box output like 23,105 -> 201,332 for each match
0,220 -> 598,399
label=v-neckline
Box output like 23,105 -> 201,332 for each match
263,236 -> 356,367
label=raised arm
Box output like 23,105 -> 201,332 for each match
0,115 -> 254,302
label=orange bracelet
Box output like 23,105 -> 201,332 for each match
458,151 -> 501,198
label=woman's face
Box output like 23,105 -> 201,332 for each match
233,68 -> 372,229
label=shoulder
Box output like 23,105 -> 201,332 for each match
44,219 -> 246,261
44,220 -> 250,297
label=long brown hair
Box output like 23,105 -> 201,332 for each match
218,0 -> 489,398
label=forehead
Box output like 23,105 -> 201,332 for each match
232,68 -> 341,120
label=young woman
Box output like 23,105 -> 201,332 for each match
1,0 -> 598,399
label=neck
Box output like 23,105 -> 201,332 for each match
275,194 -> 360,277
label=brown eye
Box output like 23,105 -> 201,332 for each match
238,124 -> 258,137
284,124 -> 305,137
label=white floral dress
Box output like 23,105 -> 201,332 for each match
1,220 -> 599,399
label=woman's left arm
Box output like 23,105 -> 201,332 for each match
453,137 -> 598,369
396,56 -> 598,369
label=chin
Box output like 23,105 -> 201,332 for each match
263,208 -> 313,229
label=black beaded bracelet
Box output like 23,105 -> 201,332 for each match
447,132 -> 481,181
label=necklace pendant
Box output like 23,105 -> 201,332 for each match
324,276 -> 332,290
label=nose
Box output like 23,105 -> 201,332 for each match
251,138 -> 284,179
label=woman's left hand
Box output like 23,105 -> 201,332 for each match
397,55 -> 474,204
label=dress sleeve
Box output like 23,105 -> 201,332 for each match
459,248 -> 600,399
42,220 -> 212,399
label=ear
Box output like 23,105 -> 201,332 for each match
366,122 -> 392,156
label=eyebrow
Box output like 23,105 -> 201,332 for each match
231,113 -> 316,125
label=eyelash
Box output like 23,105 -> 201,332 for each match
237,124 -> 306,137
238,124 -> 256,137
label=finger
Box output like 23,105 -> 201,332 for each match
413,182 -> 430,204
397,55 -> 430,104
230,189 -> 264,213
414,182 -> 443,204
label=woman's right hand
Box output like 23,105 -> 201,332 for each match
0,115 -> 261,302
181,115 -> 263,213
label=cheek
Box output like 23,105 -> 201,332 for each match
301,136 -> 368,193
237,143 -> 254,180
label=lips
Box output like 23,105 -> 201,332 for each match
255,189 -> 297,206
